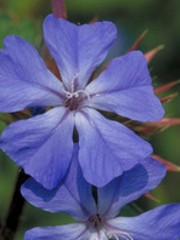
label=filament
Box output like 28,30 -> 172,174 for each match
71,72 -> 79,93
63,72 -> 91,101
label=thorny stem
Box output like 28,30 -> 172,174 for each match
51,0 -> 67,19
0,170 -> 29,240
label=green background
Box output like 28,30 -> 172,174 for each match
0,0 -> 180,239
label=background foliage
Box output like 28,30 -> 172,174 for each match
0,0 -> 179,239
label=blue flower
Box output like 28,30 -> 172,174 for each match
21,146 -> 180,240
0,15 -> 164,189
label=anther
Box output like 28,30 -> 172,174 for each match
63,89 -> 90,101
65,91 -> 74,98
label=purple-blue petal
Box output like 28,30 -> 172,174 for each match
97,158 -> 166,218
75,108 -> 152,187
0,36 -> 64,112
86,51 -> 164,122
0,107 -> 74,189
108,204 -> 180,240
25,224 -> 89,240
43,14 -> 117,90
21,144 -> 96,221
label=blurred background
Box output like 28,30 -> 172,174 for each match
0,0 -> 179,239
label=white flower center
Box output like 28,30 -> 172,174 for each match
63,72 -> 90,110
88,214 -> 134,240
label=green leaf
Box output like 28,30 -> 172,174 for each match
0,12 -> 40,48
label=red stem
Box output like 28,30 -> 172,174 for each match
51,0 -> 67,19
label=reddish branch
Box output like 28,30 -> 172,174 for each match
51,0 -> 67,19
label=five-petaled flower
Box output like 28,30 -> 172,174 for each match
0,14 -> 164,189
21,145 -> 180,240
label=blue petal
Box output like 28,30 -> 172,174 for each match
43,14 -> 117,90
97,158 -> 166,218
0,36 -> 65,112
25,224 -> 89,240
86,51 -> 164,122
75,108 -> 152,187
0,107 -> 74,189
21,144 -> 96,221
108,204 -> 180,240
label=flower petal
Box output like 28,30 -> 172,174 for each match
97,158 -> 166,218
0,107 -> 74,189
21,144 -> 96,221
25,224 -> 89,240
108,204 -> 180,240
0,36 -> 65,112
86,51 -> 164,121
75,108 -> 152,187
43,14 -> 117,90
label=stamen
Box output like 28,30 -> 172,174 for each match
63,71 -> 91,101
63,89 -> 90,101
71,72 -> 79,93
62,72 -> 91,110
64,91 -> 74,98
62,72 -> 79,93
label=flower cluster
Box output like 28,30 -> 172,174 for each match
0,12 -> 180,240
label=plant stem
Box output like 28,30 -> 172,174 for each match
0,170 -> 29,240
51,0 -> 67,19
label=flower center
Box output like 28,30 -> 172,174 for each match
64,89 -> 90,111
88,213 -> 102,229
63,72 -> 90,111
88,215 -> 133,240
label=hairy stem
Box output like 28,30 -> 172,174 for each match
51,0 -> 67,19
0,170 -> 29,240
